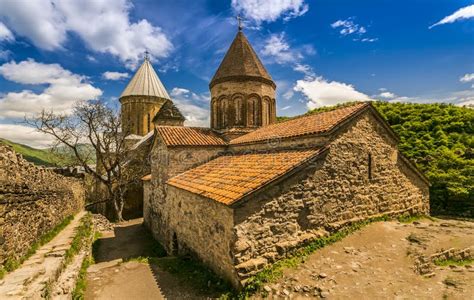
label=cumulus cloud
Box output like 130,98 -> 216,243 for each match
0,0 -> 173,68
170,87 -> 209,126
460,73 -> 474,83
0,124 -> 55,148
294,76 -> 371,109
378,91 -> 396,99
102,71 -> 129,81
430,5 -> 474,28
0,59 -> 102,119
231,0 -> 308,23
0,22 -> 13,41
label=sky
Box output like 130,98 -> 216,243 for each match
0,0 -> 473,148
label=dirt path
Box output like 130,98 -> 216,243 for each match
257,218 -> 474,299
85,218 -> 209,300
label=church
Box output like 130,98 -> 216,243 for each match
118,27 -> 430,288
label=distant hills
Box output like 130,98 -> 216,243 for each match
0,138 -> 95,167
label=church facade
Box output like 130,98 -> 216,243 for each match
121,29 -> 430,288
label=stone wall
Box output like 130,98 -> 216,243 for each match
231,111 -> 430,282
144,135 -> 226,250
164,186 -> 237,286
0,145 -> 84,266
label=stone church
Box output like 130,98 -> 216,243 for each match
119,28 -> 430,288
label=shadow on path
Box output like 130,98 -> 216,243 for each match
93,218 -> 157,263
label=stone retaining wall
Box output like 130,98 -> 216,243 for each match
0,144 -> 84,266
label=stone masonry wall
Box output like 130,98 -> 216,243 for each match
165,186 -> 237,287
231,111 -> 430,282
0,145 -> 84,266
144,135 -> 226,251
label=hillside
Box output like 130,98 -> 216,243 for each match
0,138 -> 61,167
305,101 -> 473,217
0,138 -> 96,167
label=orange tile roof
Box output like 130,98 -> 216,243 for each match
156,126 -> 227,146
231,102 -> 369,145
167,149 -> 326,205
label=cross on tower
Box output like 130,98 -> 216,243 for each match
144,49 -> 150,61
237,15 -> 243,31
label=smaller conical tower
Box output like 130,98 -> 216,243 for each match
210,27 -> 276,139
120,55 -> 171,136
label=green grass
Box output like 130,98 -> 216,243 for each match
65,214 -> 93,265
434,258 -> 474,267
71,219 -> 99,300
0,215 -> 74,279
0,138 -> 61,166
397,214 -> 437,223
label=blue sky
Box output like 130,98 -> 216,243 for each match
0,0 -> 473,147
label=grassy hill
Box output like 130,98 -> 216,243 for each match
302,101 -> 473,217
0,138 -> 96,167
0,138 -> 63,167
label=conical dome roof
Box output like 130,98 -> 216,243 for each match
209,31 -> 275,89
120,58 -> 171,100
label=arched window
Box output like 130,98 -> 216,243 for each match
147,113 -> 151,133
262,97 -> 270,125
234,96 -> 244,126
247,97 -> 258,126
221,98 -> 229,127
136,114 -> 140,135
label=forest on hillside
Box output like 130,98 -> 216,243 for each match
303,101 -> 473,217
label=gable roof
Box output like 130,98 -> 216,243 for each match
152,100 -> 185,122
120,58 -> 171,100
167,148 -> 327,205
231,102 -> 370,145
156,126 -> 227,147
209,31 -> 275,89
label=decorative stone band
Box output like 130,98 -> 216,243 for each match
209,75 -> 276,89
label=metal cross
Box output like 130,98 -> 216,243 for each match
144,49 -> 150,60
237,15 -> 243,31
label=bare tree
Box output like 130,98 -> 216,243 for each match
26,100 -> 145,221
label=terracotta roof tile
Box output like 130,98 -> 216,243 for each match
156,126 -> 227,147
231,102 -> 369,145
167,149 -> 326,205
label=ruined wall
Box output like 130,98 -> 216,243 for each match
164,186 -> 237,286
231,111 -> 430,282
0,145 -> 84,265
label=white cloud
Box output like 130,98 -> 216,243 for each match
294,76 -> 371,109
379,91 -> 396,99
293,63 -> 315,78
280,105 -> 292,110
262,33 -> 301,64
0,124 -> 55,148
0,0 -> 173,68
102,71 -> 129,81
331,18 -> 377,42
0,59 -> 102,119
231,0 -> 308,23
261,33 -> 315,78
331,19 -> 366,36
0,22 -> 13,41
170,87 -> 209,126
430,5 -> 474,28
460,73 -> 474,83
